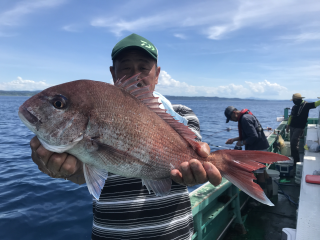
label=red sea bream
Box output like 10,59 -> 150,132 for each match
18,74 -> 289,206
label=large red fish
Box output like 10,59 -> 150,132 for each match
18,74 -> 288,206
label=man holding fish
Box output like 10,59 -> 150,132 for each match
20,34 -> 288,240
28,34 -> 222,240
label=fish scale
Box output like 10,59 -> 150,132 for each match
19,74 -> 289,205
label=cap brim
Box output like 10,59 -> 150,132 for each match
290,97 -> 305,100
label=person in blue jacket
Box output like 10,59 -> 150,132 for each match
224,106 -> 271,197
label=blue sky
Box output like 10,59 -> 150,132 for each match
0,0 -> 319,99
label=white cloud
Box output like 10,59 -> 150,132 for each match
90,15 -> 168,36
174,33 -> 187,39
207,25 -> 232,40
0,0 -> 66,28
62,24 -> 80,32
279,32 -> 320,43
245,80 -> 287,94
0,77 -> 51,90
156,70 -> 287,99
90,0 -> 320,40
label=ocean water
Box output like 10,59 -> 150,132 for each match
0,96 -> 319,240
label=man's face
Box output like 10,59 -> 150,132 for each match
110,48 -> 161,92
230,111 -> 238,122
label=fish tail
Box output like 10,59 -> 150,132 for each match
208,150 -> 289,206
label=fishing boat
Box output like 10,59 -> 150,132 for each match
190,107 -> 320,240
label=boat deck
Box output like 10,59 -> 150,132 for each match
296,124 -> 320,240
190,115 -> 319,240
225,122 -> 320,240
224,178 -> 299,240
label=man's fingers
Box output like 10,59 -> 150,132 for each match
46,153 -> 68,178
203,162 -> 222,186
30,136 -> 41,151
31,150 -> 51,175
196,142 -> 210,158
189,159 -> 207,184
35,145 -> 54,167
179,162 -> 196,186
30,137 -> 53,175
226,139 -> 233,144
60,155 -> 81,177
170,169 -> 184,185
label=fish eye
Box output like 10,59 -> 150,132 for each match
51,95 -> 68,109
53,100 -> 64,108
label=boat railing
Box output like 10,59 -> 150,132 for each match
190,107 -> 320,240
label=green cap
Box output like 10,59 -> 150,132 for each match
111,33 -> 158,61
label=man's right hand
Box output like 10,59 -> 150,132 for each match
30,136 -> 85,184
225,138 -> 234,144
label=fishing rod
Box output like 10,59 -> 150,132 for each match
209,144 -> 232,150
207,127 -> 273,136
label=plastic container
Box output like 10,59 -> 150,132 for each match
275,158 -> 294,177
299,153 -> 304,162
272,177 -> 280,195
296,162 -> 303,178
277,117 -> 284,122
281,228 -> 296,240
280,141 -> 291,156
266,169 -> 280,195
295,176 -> 301,184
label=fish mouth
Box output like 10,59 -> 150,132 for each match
18,105 -> 40,126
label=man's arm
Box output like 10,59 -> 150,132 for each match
226,137 -> 240,144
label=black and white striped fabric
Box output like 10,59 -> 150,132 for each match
92,104 -> 201,240
171,104 -> 202,142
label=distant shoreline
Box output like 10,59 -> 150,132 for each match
0,90 -> 40,96
0,91 -> 316,102
0,91 -> 278,100
165,95 -> 279,101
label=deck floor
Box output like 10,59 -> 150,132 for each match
224,178 -> 300,240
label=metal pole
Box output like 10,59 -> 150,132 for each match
216,196 -> 250,240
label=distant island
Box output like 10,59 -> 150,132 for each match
0,91 -> 272,100
165,95 -> 278,101
0,91 -> 316,102
0,90 -> 40,96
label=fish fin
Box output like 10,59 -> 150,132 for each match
83,163 -> 108,200
142,178 -> 172,196
222,171 -> 274,206
115,73 -> 200,150
209,150 -> 289,206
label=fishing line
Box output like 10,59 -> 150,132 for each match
274,180 -> 299,208
209,144 -> 232,150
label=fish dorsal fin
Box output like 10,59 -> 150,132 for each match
116,73 -> 200,151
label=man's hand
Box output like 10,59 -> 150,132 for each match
170,142 -> 222,187
30,136 -> 85,184
236,141 -> 243,146
225,138 -> 234,144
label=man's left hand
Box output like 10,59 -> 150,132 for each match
170,142 -> 222,187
